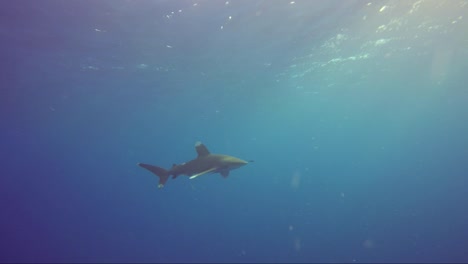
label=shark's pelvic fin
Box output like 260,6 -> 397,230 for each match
189,167 -> 217,179
195,141 -> 210,157
220,170 -> 230,178
138,163 -> 170,188
171,164 -> 179,179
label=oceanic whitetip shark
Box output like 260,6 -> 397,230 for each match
138,141 -> 252,188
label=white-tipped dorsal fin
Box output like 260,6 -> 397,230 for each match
195,141 -> 210,157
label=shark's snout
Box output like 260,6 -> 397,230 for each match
225,157 -> 249,169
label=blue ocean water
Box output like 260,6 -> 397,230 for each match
1,0 -> 468,262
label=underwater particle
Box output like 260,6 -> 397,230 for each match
83,65 -> 99,70
137,64 -> 148,69
363,239 -> 375,249
409,0 -> 422,14
193,3 -> 198,6
228,16 -> 232,20
220,25 -> 224,29
166,45 -> 172,48
225,1 -> 229,5
375,38 -> 390,46
290,1 -> 295,4
49,106 -> 56,111
341,192 -> 345,198
379,5 -> 387,12
289,225 -> 294,231
336,33 -> 345,40
376,24 -> 387,32
290,171 -> 301,189
293,237 -> 301,251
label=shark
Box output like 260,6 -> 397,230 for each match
138,141 -> 252,188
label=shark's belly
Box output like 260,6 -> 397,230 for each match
178,157 -> 220,176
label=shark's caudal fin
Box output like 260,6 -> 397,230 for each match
138,163 -> 170,188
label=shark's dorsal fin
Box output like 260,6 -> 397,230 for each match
189,167 -> 217,179
195,141 -> 210,157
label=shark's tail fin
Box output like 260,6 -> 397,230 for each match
138,163 -> 170,188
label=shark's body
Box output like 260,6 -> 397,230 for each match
138,141 -> 251,188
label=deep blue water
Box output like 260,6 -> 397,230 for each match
1,0 -> 468,263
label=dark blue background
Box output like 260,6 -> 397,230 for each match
1,0 -> 467,262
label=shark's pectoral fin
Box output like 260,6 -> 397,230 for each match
220,170 -> 230,178
189,168 -> 217,180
